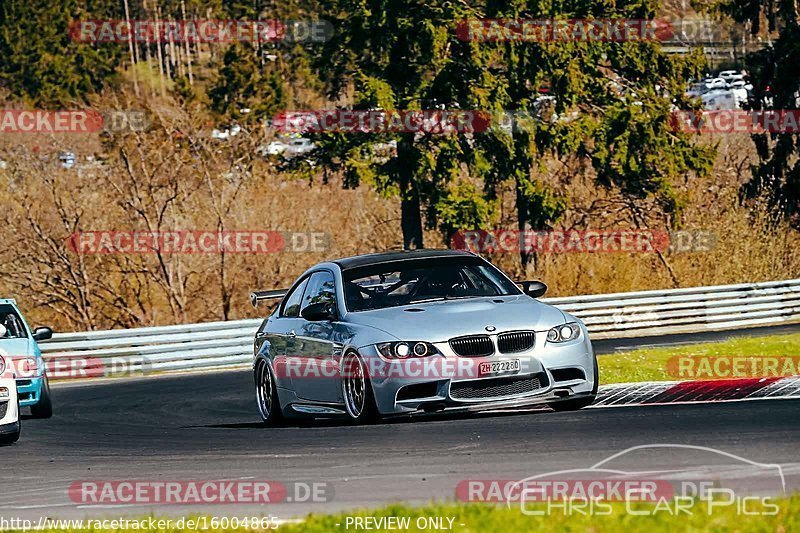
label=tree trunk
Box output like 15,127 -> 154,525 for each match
515,176 -> 534,270
152,2 -> 167,97
122,0 -> 139,96
401,192 -> 423,249
396,135 -> 424,249
181,0 -> 194,85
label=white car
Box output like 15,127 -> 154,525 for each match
58,151 -> 76,169
730,79 -> 753,91
702,89 -> 738,110
286,137 -> 315,156
704,78 -> 727,90
718,70 -> 739,81
263,137 -> 316,158
211,124 -> 242,140
729,83 -> 750,107
0,349 -> 20,445
687,83 -> 707,98
262,141 -> 288,156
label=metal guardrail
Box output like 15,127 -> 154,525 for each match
39,278 -> 800,377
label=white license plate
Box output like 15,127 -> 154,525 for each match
478,359 -> 520,377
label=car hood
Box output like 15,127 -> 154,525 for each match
344,295 -> 567,342
0,338 -> 34,357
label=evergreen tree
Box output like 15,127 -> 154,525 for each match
0,0 -> 121,106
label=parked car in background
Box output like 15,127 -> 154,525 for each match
262,136 -> 316,158
726,74 -> 745,85
285,137 -> 315,157
58,151 -> 76,169
687,82 -> 707,98
0,299 -> 53,418
704,78 -> 728,91
730,79 -> 753,91
261,141 -> 286,156
702,89 -> 739,110
729,83 -> 750,108
211,124 -> 242,140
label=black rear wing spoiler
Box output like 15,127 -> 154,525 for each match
249,289 -> 288,308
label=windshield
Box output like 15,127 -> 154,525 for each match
342,256 -> 520,312
0,304 -> 28,339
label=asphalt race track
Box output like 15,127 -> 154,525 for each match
2,330 -> 800,520
2,360 -> 800,520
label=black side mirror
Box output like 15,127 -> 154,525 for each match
521,281 -> 548,298
301,302 -> 335,322
33,326 -> 53,342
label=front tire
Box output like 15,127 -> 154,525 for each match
0,401 -> 20,445
548,357 -> 599,412
341,352 -> 378,424
255,359 -> 283,426
0,425 -> 20,445
30,374 -> 53,419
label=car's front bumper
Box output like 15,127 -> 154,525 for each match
362,330 -> 596,415
16,376 -> 44,407
0,376 -> 19,430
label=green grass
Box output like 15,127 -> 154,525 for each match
20,496 -> 800,532
599,331 -> 800,384
281,497 -> 800,532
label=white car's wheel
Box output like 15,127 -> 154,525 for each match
0,400 -> 20,445
0,426 -> 19,445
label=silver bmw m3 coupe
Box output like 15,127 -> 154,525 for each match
251,249 -> 597,424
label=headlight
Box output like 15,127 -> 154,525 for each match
0,387 -> 7,399
546,322 -> 580,343
376,341 -> 439,359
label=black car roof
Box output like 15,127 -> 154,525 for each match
332,249 -> 474,270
